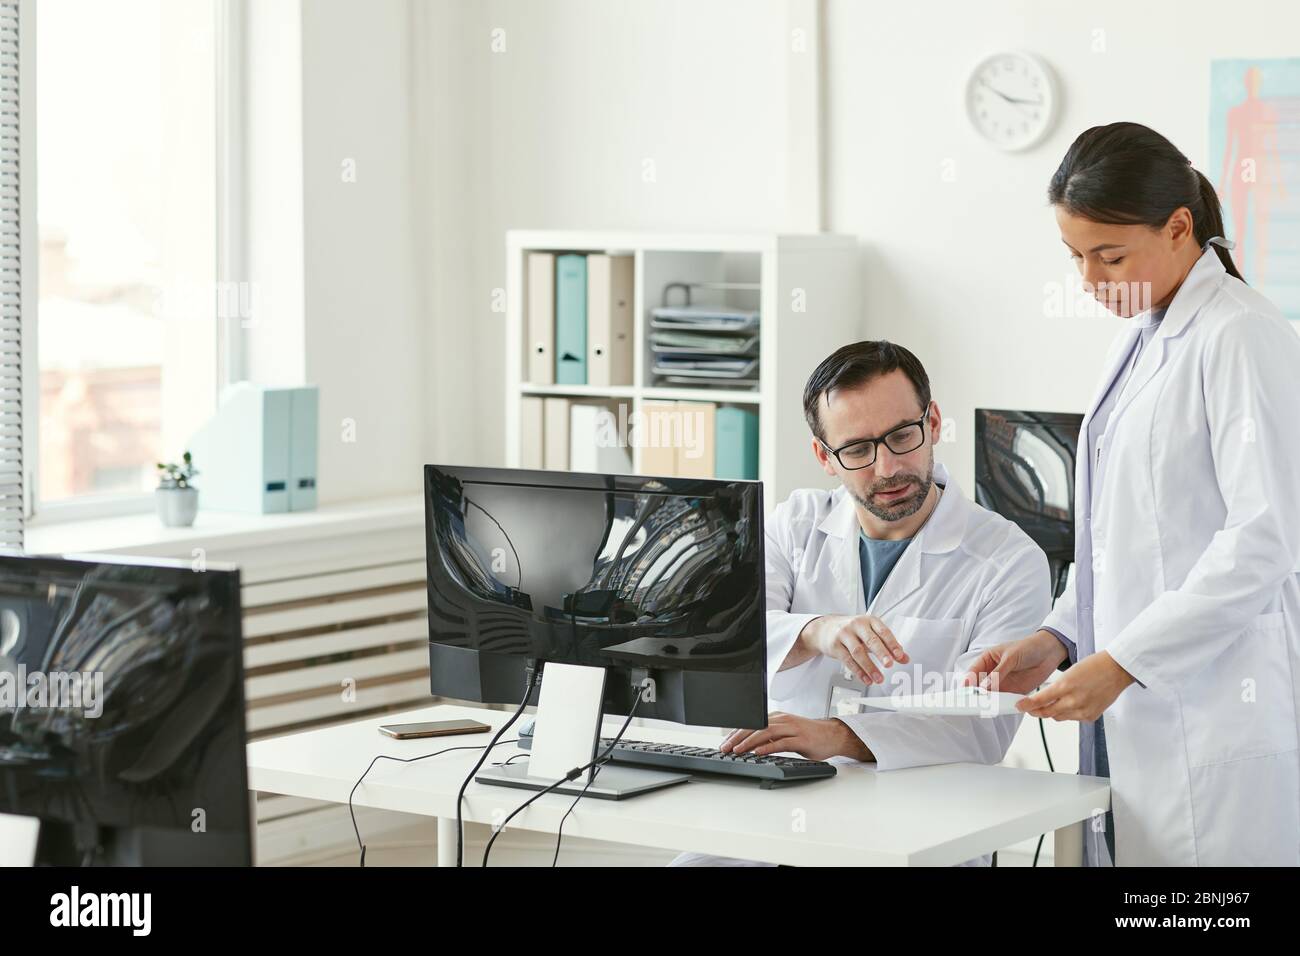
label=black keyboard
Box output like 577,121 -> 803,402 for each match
517,731 -> 836,787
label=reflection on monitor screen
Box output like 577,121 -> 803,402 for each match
423,465 -> 769,729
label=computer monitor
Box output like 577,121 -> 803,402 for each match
0,553 -> 251,866
423,464 -> 767,730
973,409 -> 1083,598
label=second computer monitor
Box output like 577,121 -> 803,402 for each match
974,408 -> 1082,598
424,464 -> 767,729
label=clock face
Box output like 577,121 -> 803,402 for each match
966,52 -> 1057,151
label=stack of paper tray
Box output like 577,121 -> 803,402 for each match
649,306 -> 760,389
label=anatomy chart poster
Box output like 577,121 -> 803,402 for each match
1210,57 -> 1300,322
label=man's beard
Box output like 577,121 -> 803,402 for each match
850,458 -> 934,522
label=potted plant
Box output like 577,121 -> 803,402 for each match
155,451 -> 200,528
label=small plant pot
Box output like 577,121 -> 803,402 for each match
155,486 -> 199,528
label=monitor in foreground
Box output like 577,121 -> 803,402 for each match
0,553 -> 251,866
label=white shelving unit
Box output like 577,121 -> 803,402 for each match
504,230 -> 862,506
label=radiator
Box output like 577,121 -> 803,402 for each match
239,542 -> 439,862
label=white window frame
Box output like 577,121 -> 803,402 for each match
216,0 -> 246,387
24,0 -> 245,526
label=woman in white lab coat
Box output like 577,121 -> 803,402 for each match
966,122 -> 1300,866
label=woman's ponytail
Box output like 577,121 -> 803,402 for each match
1192,169 -> 1245,281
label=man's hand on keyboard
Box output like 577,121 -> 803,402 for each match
719,711 -> 872,762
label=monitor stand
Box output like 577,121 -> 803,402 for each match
475,662 -> 689,800
474,761 -> 689,800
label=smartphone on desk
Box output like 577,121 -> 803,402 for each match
378,719 -> 492,740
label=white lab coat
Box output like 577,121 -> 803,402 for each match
668,464 -> 1050,868
1043,246 -> 1300,866
767,462 -> 1051,772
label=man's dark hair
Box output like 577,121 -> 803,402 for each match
802,340 -> 932,442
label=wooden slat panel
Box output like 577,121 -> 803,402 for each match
234,534 -> 425,586
242,560 -> 426,609
245,677 -> 430,734
242,588 -> 427,638
236,540 -> 439,742
243,617 -> 429,669
245,648 -> 428,701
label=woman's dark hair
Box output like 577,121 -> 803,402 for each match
803,340 -> 931,442
1048,122 -> 1243,281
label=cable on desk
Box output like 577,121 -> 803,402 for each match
550,687 -> 647,866
456,665 -> 541,867
552,767 -> 602,867
482,682 -> 646,867
349,738 -> 518,866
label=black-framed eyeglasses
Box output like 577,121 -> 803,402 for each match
820,409 -> 930,470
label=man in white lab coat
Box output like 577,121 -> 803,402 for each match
671,340 -> 1051,866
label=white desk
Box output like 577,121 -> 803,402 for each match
246,703 -> 1110,866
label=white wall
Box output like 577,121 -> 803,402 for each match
825,0 -> 1300,491
301,0 -> 422,503
260,0 -> 820,498
242,0 -> 423,505
415,0 -> 819,467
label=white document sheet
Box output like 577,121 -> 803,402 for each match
848,686 -> 1027,717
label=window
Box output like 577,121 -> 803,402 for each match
34,0 -> 228,515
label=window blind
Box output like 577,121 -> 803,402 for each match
0,1 -> 22,552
